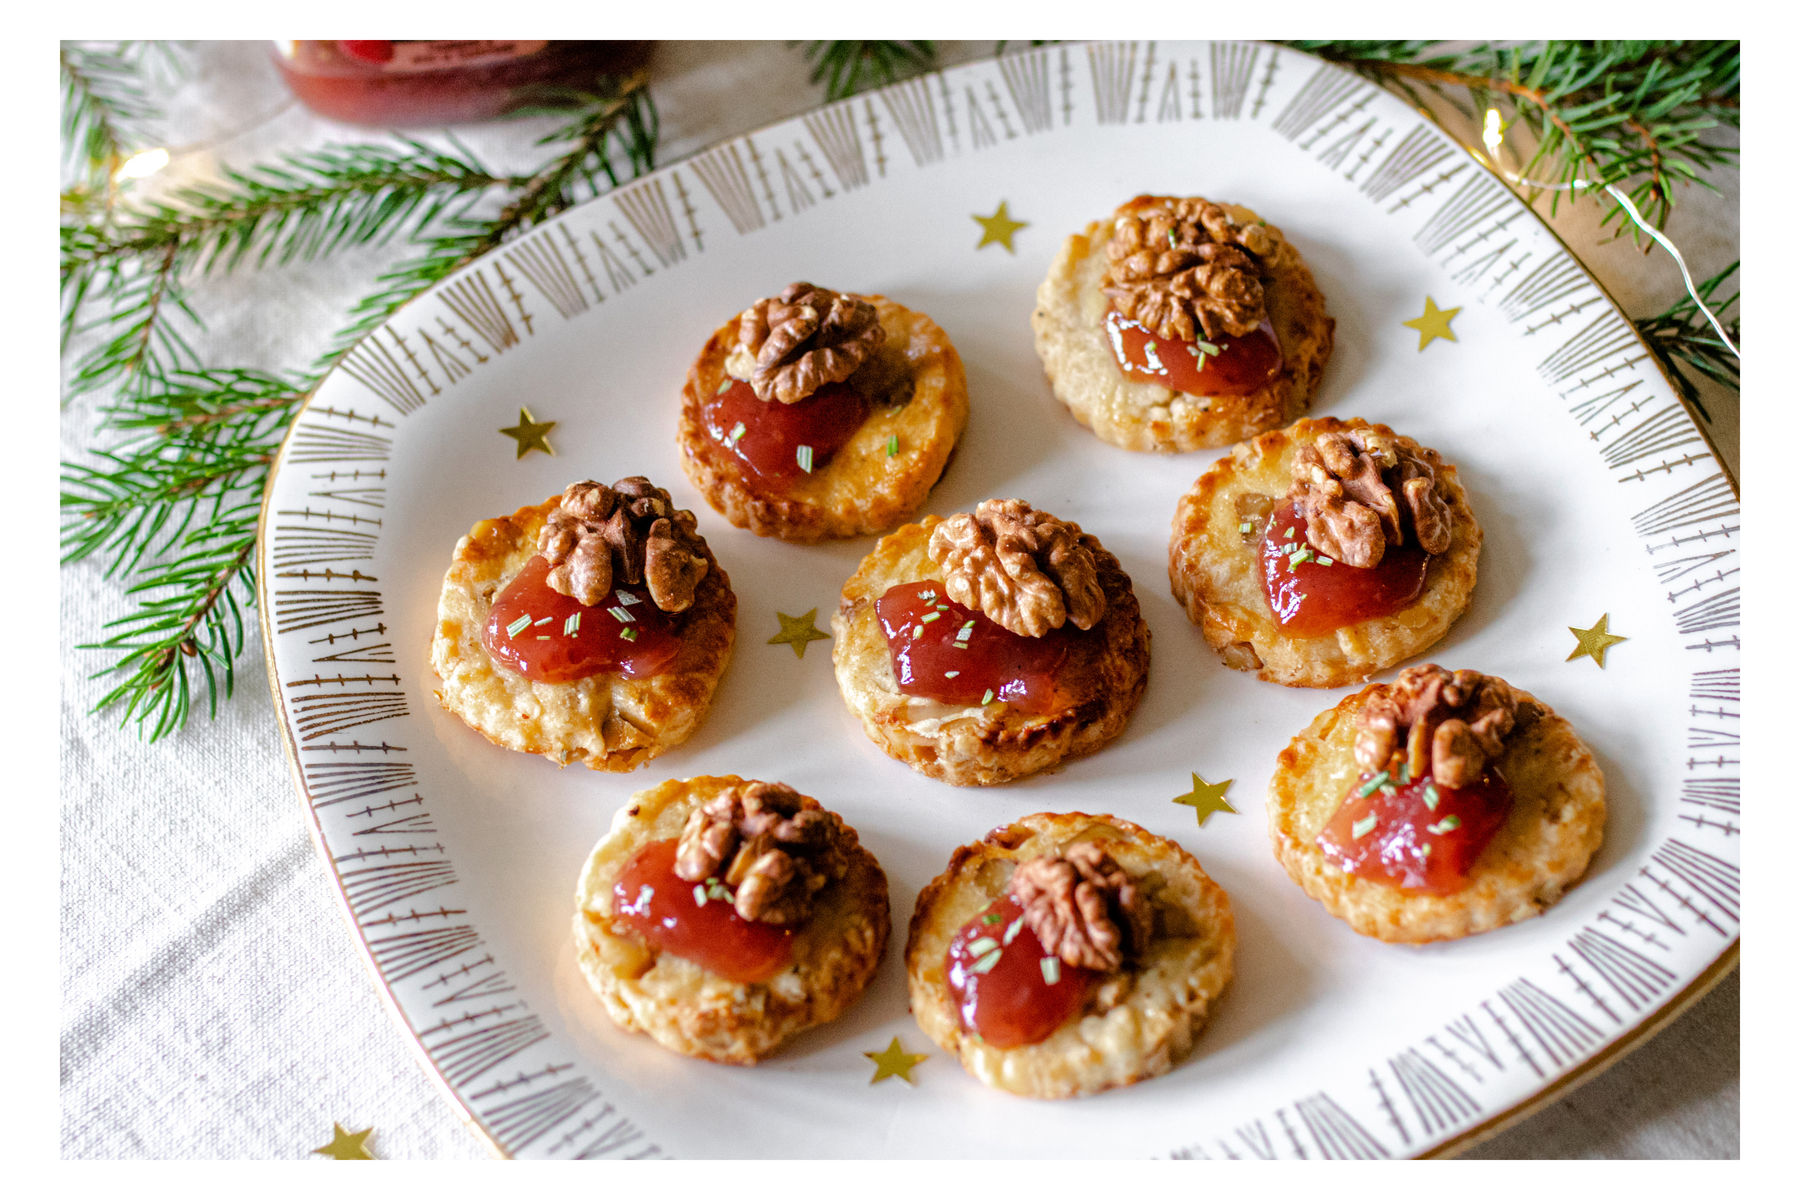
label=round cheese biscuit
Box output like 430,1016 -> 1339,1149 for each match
430,495 -> 735,772
678,292 -> 969,541
1169,417 -> 1481,688
1268,681 -> 1606,943
573,776 -> 890,1064
905,812 -> 1235,1099
1030,204 -> 1333,453
831,515 -> 1150,787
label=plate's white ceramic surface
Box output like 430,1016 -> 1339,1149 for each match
260,42 -> 1740,1158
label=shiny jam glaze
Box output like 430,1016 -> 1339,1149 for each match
1316,767 -> 1515,896
1104,309 -> 1282,397
482,554 -> 684,683
875,581 -> 1077,715
1260,500 -> 1430,637
945,893 -> 1096,1048
702,376 -> 871,484
610,839 -> 795,983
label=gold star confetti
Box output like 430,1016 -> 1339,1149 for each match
311,1123 -> 375,1160
498,407 -> 556,459
1567,613 -> 1629,668
768,608 -> 831,659
1172,772 -> 1237,827
972,200 -> 1028,253
1402,296 -> 1461,350
865,1036 -> 929,1085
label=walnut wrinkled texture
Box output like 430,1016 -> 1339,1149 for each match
672,781 -> 851,925
1286,430 -> 1453,568
1008,843 -> 1154,973
537,478 -> 709,613
926,499 -> 1107,639
731,281 -> 886,404
1101,195 -> 1277,342
1354,664 -> 1544,789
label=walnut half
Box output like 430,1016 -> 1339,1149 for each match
726,281 -> 886,404
537,478 -> 709,613
672,781 -> 851,925
927,499 -> 1107,639
1008,843 -> 1154,973
1286,430 -> 1453,568
1100,195 -> 1277,342
1353,664 -> 1544,789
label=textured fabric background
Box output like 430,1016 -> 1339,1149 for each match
59,40 -> 1739,1160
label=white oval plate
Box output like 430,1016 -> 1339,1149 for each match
260,42 -> 1739,1158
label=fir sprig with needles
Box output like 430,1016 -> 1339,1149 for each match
1635,261 -> 1739,423
1285,40 -> 1739,240
61,66 -> 659,740
800,41 -> 937,102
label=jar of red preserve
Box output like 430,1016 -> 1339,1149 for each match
271,40 -> 654,126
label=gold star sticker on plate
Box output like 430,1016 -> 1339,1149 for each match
1567,613 -> 1629,668
498,407 -> 556,459
1402,296 -> 1461,350
1173,772 -> 1237,828
311,1123 -> 375,1160
865,1036 -> 928,1085
768,608 -> 831,659
973,200 -> 1028,253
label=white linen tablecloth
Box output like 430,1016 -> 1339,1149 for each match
59,40 -> 1739,1159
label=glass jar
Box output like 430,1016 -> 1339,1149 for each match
271,40 -> 653,126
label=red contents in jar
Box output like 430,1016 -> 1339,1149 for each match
482,555 -> 683,683
271,40 -> 653,127
875,581 -> 1076,716
1104,309 -> 1282,397
610,840 -> 795,983
702,377 -> 871,485
946,893 -> 1096,1049
1316,768 -> 1515,896
1260,500 -> 1429,636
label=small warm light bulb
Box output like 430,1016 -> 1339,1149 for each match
115,147 -> 171,181
1482,108 -> 1504,155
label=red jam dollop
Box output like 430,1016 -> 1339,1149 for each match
1316,768 -> 1514,896
1260,500 -> 1429,637
875,581 -> 1078,716
482,554 -> 684,683
945,893 -> 1096,1048
1105,309 -> 1282,397
702,376 -> 870,484
609,839 -> 795,983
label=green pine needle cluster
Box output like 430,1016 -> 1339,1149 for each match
1636,261 -> 1739,422
801,41 -> 936,102
62,62 -> 658,740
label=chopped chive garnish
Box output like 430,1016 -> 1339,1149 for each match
534,615 -> 553,626
1397,762 -> 1411,785
922,611 -> 941,624
796,444 -> 814,473
1420,843 -> 1432,856
536,635 -> 550,640
1197,341 -> 1221,356
1358,771 -> 1391,797
972,949 -> 1002,974
1422,783 -> 1440,810
608,606 -> 634,623
944,670 -> 960,678
886,433 -> 899,457
620,628 -> 638,641
1003,916 -> 1025,946
981,689 -> 994,705
692,885 -> 708,907
982,913 -> 1004,925
911,626 -> 922,639
1239,521 -> 1252,533
1040,956 -> 1062,985
1318,556 -> 1334,566
1351,814 -> 1378,839
1426,815 -> 1462,835
967,937 -> 999,957
616,590 -> 641,606
564,613 -> 581,635
1284,527 -> 1295,538
728,421 -> 746,444
708,883 -> 732,901
506,615 -> 532,638
1379,784 -> 1397,797
717,379 -> 732,394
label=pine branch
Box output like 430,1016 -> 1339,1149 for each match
62,71 -> 660,741
1291,41 -> 1738,240
60,41 -> 176,194
1635,261 -> 1739,422
801,41 -> 936,101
